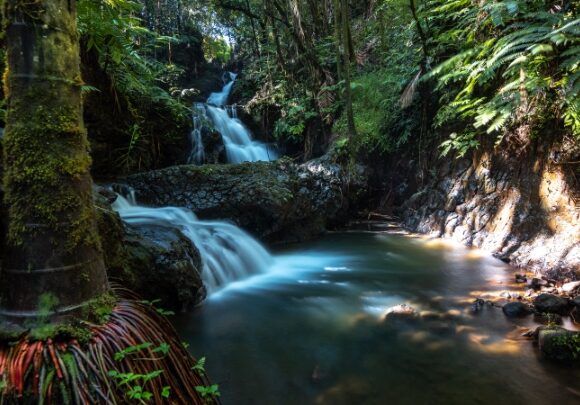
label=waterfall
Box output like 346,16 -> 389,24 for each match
207,72 -> 238,107
187,103 -> 207,164
206,106 -> 278,164
190,72 -> 278,164
112,195 -> 273,294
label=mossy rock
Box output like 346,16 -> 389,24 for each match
95,191 -> 205,310
536,327 -> 580,363
122,158 -> 363,243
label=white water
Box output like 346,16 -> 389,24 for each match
207,72 -> 238,107
187,103 -> 207,164
190,72 -> 278,164
206,105 -> 277,164
112,195 -> 273,294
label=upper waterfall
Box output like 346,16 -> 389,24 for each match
207,72 -> 237,107
188,72 -> 278,164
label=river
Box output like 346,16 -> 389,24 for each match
174,225 -> 580,404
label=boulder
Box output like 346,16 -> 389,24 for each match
536,327 -> 580,363
95,194 -> 205,310
562,281 -> 580,294
124,225 -> 206,310
383,304 -> 417,322
123,158 -> 366,243
502,301 -> 533,318
533,293 -> 571,315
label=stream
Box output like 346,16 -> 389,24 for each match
174,226 -> 580,405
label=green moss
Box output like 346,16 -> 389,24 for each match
25,292 -> 117,344
28,323 -> 92,344
3,101 -> 102,253
552,331 -> 580,360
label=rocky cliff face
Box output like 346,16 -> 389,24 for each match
122,158 -> 367,243
399,144 -> 579,278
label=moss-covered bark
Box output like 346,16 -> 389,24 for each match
0,0 -> 108,320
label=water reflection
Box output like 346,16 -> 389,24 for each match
174,231 -> 580,404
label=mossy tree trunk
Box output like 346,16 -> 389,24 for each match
0,0 -> 108,322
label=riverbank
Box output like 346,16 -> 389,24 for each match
367,135 -> 579,282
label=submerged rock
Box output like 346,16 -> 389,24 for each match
383,304 -> 417,321
502,301 -> 534,318
533,294 -> 571,315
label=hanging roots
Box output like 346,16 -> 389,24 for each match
0,291 -> 215,404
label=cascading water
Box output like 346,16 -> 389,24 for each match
207,72 -> 238,107
190,72 -> 278,164
112,194 -> 273,294
206,105 -> 277,163
187,103 -> 207,164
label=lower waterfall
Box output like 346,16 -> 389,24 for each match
112,195 -> 273,294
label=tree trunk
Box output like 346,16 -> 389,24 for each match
0,0 -> 109,323
333,0 -> 344,83
340,0 -> 356,137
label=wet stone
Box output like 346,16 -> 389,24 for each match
502,301 -> 534,318
533,294 -> 571,315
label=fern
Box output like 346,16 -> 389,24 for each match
426,0 -> 580,147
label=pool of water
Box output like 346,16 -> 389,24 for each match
174,229 -> 580,404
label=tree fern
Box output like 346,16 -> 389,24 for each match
424,0 -> 579,153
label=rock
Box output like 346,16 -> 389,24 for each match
529,278 -> 548,290
383,304 -> 417,321
562,281 -> 580,294
536,327 -> 580,363
123,225 -> 206,311
95,194 -> 205,310
471,298 -> 485,312
515,273 -> 527,283
533,312 -> 562,325
500,291 -> 521,299
533,293 -> 571,315
95,185 -> 119,204
397,150 -> 580,280
123,157 -> 367,243
502,302 -> 534,318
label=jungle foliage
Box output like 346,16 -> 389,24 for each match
2,0 -> 576,168
206,0 -> 578,159
423,0 -> 579,155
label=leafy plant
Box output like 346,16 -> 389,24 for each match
113,342 -> 171,361
195,384 -> 221,400
439,132 -> 480,158
108,369 -> 170,402
139,299 -> 175,316
274,99 -> 319,141
425,0 -> 580,153
192,356 -> 207,376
